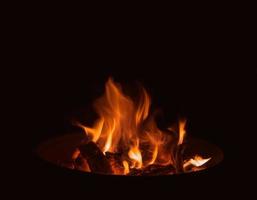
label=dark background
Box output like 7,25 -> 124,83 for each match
6,5 -> 256,199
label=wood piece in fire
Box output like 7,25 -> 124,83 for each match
142,164 -> 175,176
173,143 -> 186,173
74,154 -> 91,172
105,152 -> 124,174
79,142 -> 113,174
128,168 -> 142,176
128,164 -> 175,176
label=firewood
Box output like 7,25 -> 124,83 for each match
74,154 -> 91,172
141,164 -> 175,176
172,143 -> 186,173
79,141 -> 113,174
105,152 -> 124,174
59,160 -> 75,170
128,168 -> 142,176
105,152 -> 123,163
128,164 -> 175,176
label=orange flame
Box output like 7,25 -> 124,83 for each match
77,78 -> 211,175
128,139 -> 143,169
135,88 -> 150,126
102,119 -> 116,154
122,160 -> 130,175
79,79 -> 149,149
183,155 -> 211,169
178,119 -> 186,145
77,118 -> 104,142
148,145 -> 158,165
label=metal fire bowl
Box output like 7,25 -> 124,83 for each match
37,133 -> 224,176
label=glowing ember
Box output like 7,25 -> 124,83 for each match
75,78 -> 212,175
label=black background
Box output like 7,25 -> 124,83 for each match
6,5 -> 256,199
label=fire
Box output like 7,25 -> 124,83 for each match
77,78 -> 211,175
122,161 -> 130,175
183,155 -> 211,170
178,119 -> 186,145
135,88 -> 150,126
77,118 -> 104,142
128,139 -> 143,169
102,119 -> 116,154
148,145 -> 158,165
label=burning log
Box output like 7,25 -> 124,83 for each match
128,168 -> 142,176
128,164 -> 175,176
105,152 -> 123,164
142,164 -> 175,176
79,141 -> 113,174
59,160 -> 75,170
173,143 -> 186,173
105,152 -> 124,174
74,154 -> 91,172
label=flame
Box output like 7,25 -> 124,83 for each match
144,117 -> 173,166
183,155 -> 211,169
135,88 -> 150,126
178,119 -> 186,145
77,118 -> 104,142
79,78 -> 151,166
128,139 -> 143,169
77,77 -> 211,175
148,145 -> 158,165
102,119 -> 116,154
123,160 -> 130,175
